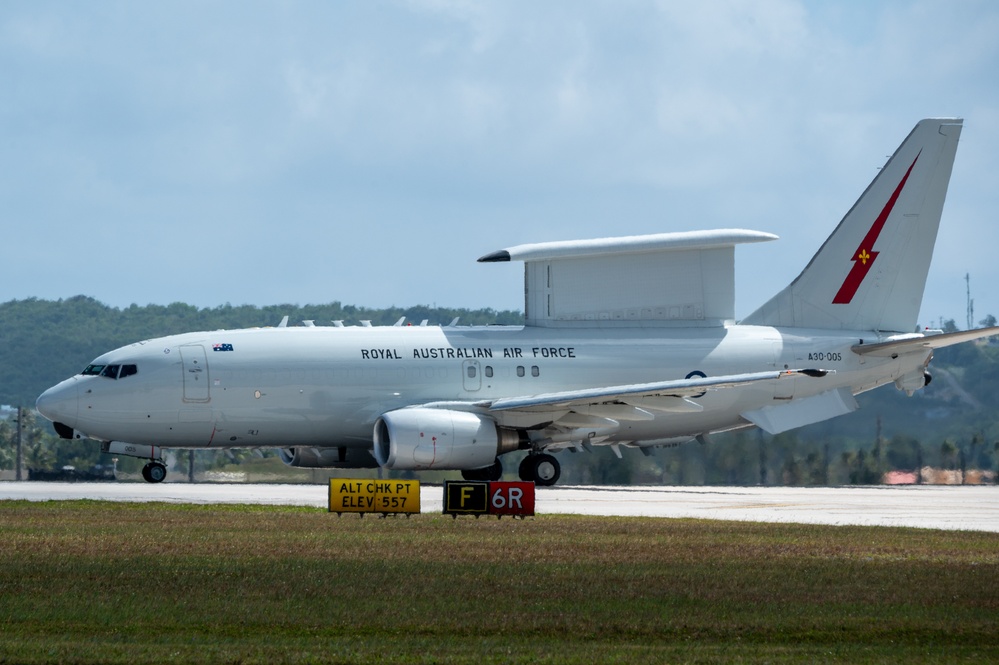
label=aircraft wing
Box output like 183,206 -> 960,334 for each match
851,326 -> 999,357
475,369 -> 826,414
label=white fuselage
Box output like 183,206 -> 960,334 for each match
37,323 -> 918,452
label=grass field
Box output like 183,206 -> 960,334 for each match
1,501 -> 997,663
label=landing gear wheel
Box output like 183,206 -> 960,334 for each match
142,462 -> 167,484
461,459 -> 503,482
521,453 -> 560,486
518,455 -> 534,482
482,459 -> 503,481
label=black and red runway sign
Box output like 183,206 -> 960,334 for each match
443,480 -> 535,518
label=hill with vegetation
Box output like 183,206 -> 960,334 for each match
1,296 -> 997,484
0,296 -> 522,407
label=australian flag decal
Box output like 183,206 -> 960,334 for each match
213,343 -> 234,352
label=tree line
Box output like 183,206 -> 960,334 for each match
1,297 -> 997,484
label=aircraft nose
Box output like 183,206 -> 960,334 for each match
36,378 -> 80,427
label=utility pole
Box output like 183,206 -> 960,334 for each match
758,430 -> 767,486
966,273 -> 974,330
823,440 -> 830,486
916,444 -> 923,485
15,406 -> 23,481
875,415 -> 884,482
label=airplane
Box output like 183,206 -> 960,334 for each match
36,118 -> 998,485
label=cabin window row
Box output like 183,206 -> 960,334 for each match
466,365 -> 541,379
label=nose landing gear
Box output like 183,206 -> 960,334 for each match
101,442 -> 168,483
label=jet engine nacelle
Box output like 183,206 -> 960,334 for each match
278,446 -> 378,469
373,408 -> 522,470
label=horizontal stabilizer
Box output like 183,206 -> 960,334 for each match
742,388 -> 858,435
852,326 -> 999,357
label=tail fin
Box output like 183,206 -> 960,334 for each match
744,118 -> 962,332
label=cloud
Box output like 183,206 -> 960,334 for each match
0,1 -> 997,322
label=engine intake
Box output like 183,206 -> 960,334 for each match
373,408 -> 521,470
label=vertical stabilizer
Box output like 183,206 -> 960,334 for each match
743,118 -> 962,332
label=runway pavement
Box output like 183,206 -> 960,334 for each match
1,481 -> 996,532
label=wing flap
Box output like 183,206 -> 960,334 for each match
482,369 -> 824,413
741,387 -> 858,435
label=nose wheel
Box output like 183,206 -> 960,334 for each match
141,461 -> 167,483
518,453 -> 560,486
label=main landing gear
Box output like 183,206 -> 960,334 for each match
459,454 -> 562,486
461,459 -> 503,481
519,453 -> 560,487
141,461 -> 167,483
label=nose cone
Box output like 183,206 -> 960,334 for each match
36,378 -> 80,427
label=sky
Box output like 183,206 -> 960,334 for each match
2,0 -> 998,327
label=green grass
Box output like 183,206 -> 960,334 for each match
1,501 -> 997,663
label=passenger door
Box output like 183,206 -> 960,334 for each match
180,344 -> 210,403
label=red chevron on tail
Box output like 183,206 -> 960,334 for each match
832,152 -> 920,305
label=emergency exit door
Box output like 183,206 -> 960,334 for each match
180,345 -> 210,402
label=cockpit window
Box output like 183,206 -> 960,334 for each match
81,364 -> 138,379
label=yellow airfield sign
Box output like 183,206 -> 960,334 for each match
328,479 -> 421,515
